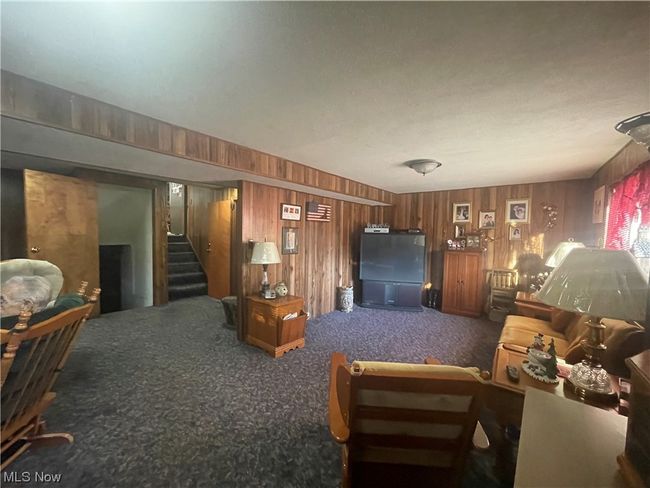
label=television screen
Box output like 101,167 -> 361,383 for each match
360,234 -> 426,283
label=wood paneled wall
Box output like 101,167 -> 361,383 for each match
1,70 -> 393,205
186,185 -> 237,270
0,169 -> 26,260
238,181 -> 390,331
392,179 -> 592,288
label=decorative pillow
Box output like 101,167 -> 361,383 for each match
0,259 -> 63,301
549,310 -> 576,333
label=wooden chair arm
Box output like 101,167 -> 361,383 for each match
329,352 -> 350,444
1,308 -> 32,387
424,357 -> 442,365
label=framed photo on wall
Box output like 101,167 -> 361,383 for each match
509,225 -> 522,241
593,185 -> 605,224
453,202 -> 471,223
282,227 -> 299,254
281,203 -> 301,221
466,234 -> 481,248
506,199 -> 529,223
479,210 -> 496,229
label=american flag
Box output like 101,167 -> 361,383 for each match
306,201 -> 331,222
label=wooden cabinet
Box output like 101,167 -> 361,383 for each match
442,251 -> 483,317
246,295 -> 306,358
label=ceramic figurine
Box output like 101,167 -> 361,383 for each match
274,282 -> 288,297
546,339 -> 558,379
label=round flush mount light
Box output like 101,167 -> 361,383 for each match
406,159 -> 442,176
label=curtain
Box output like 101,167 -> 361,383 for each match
605,160 -> 650,250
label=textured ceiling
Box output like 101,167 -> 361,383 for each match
1,2 -> 648,193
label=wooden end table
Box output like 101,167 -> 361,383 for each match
488,344 -> 621,425
246,295 -> 306,358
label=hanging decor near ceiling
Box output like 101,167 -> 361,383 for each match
541,203 -> 558,230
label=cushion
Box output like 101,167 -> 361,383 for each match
564,315 -> 591,344
351,361 -> 486,383
502,315 -> 567,340
0,259 -> 63,302
0,294 -> 85,330
549,310 -> 577,333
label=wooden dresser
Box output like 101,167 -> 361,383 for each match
441,250 -> 483,317
246,295 -> 307,358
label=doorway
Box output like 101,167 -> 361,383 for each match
168,182 -> 185,235
97,184 -> 154,311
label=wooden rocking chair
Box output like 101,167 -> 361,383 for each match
1,283 -> 100,469
328,352 -> 489,488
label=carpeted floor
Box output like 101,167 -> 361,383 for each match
4,297 -> 504,487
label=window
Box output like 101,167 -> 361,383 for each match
605,160 -> 650,276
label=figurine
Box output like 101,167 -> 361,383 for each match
546,339 -> 558,380
529,333 -> 545,351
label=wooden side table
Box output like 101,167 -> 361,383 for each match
246,295 -> 306,358
488,344 -> 621,425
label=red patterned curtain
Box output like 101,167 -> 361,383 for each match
605,160 -> 650,250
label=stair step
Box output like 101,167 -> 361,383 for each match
168,252 -> 199,263
167,235 -> 187,243
168,262 -> 203,274
169,271 -> 206,286
169,282 -> 208,301
168,242 -> 193,253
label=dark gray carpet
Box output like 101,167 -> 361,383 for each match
4,297 -> 503,487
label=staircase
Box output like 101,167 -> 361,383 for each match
167,235 -> 208,301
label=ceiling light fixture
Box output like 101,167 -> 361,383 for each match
615,112 -> 650,150
406,159 -> 442,176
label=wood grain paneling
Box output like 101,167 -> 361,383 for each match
238,181 -> 390,337
73,168 -> 169,305
186,185 -> 237,271
392,179 -> 592,288
24,169 -> 100,296
0,169 -> 26,260
1,70 -> 393,205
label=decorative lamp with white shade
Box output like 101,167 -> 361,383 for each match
545,241 -> 585,268
536,248 -> 648,401
250,241 -> 281,298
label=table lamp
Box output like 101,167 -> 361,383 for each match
250,241 -> 281,299
536,248 -> 648,401
545,241 -> 585,268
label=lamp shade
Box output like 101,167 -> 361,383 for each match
545,241 -> 586,267
536,248 -> 648,321
250,242 -> 281,265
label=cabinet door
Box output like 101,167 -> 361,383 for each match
442,252 -> 460,313
459,253 -> 482,315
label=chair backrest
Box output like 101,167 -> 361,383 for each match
341,360 -> 486,487
1,292 -> 97,439
490,268 -> 518,290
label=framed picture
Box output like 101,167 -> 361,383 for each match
453,202 -> 471,223
509,225 -> 522,241
282,227 -> 299,254
506,199 -> 529,223
593,185 -> 605,224
479,210 -> 496,229
281,203 -> 301,221
466,234 -> 481,248
454,225 -> 465,238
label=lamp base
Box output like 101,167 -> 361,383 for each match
565,375 -> 618,404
